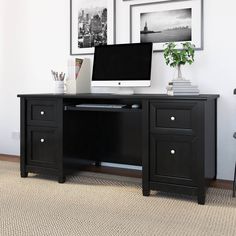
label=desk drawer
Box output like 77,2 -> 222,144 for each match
150,101 -> 200,134
27,99 -> 58,126
26,126 -> 59,168
150,134 -> 197,186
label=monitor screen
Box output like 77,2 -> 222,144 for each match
92,43 -> 152,87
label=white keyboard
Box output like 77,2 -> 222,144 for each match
76,104 -> 127,109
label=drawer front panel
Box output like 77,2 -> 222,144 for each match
150,134 -> 198,186
26,127 -> 59,168
150,101 -> 201,135
27,99 -> 58,126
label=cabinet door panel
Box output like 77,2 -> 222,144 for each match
27,99 -> 58,126
27,127 -> 59,168
150,134 -> 199,186
150,101 -> 201,135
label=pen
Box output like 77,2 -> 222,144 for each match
51,70 -> 65,81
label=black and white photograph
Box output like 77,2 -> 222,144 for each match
140,8 -> 192,44
70,0 -> 115,55
130,0 -> 203,51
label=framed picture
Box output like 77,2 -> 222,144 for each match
130,0 -> 203,51
70,0 -> 115,55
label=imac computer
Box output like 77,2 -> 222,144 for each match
91,43 -> 153,94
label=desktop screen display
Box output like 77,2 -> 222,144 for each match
92,43 -> 153,87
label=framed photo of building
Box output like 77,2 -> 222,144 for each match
130,0 -> 203,51
70,0 -> 115,55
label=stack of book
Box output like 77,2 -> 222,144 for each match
166,79 -> 199,96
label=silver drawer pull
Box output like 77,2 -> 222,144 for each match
170,116 -> 175,121
170,149 -> 175,155
40,138 -> 45,143
40,111 -> 45,115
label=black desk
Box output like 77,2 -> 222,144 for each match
18,93 -> 219,204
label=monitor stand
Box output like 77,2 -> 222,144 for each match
114,87 -> 135,95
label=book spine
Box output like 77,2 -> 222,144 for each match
169,82 -> 191,86
173,84 -> 192,86
171,80 -> 191,83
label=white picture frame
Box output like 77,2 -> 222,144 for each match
70,0 -> 115,55
130,0 -> 203,51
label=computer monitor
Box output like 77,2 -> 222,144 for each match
91,43 -> 153,94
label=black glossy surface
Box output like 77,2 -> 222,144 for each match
27,99 -> 58,127
150,134 -> 197,186
63,97 -> 143,166
18,93 -> 219,204
17,93 -> 219,100
27,126 -> 59,168
148,98 -> 217,205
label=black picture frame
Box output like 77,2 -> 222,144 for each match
129,0 -> 203,51
70,0 -> 116,55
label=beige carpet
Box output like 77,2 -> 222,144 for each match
0,161 -> 235,236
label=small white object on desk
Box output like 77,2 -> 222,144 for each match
54,81 -> 64,94
131,104 -> 140,109
51,70 -> 65,94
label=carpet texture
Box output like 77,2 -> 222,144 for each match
0,161 -> 235,236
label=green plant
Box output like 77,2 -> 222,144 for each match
163,42 -> 195,68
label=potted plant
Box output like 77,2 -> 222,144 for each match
163,42 -> 195,80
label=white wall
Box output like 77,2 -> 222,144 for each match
1,0 -> 236,180
0,0 -> 3,92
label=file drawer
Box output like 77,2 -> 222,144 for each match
150,134 -> 197,187
150,101 -> 200,134
26,126 -> 59,168
27,99 -> 58,126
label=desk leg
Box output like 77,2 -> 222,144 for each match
20,160 -> 28,178
142,100 -> 150,197
197,194 -> 206,205
21,171 -> 28,178
95,161 -> 101,167
58,98 -> 64,184
197,182 -> 206,205
142,186 -> 150,196
58,175 -> 66,184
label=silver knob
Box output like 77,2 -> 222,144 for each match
40,111 -> 45,115
170,116 -> 175,121
170,149 -> 175,155
40,138 -> 45,143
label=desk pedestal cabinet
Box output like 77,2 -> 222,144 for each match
18,94 -> 219,204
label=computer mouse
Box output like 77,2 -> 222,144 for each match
131,104 -> 140,109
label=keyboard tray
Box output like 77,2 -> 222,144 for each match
75,104 -> 127,109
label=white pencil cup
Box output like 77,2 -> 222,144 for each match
54,81 -> 64,94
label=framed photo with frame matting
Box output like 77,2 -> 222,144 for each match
70,0 -> 115,55
130,0 -> 203,51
